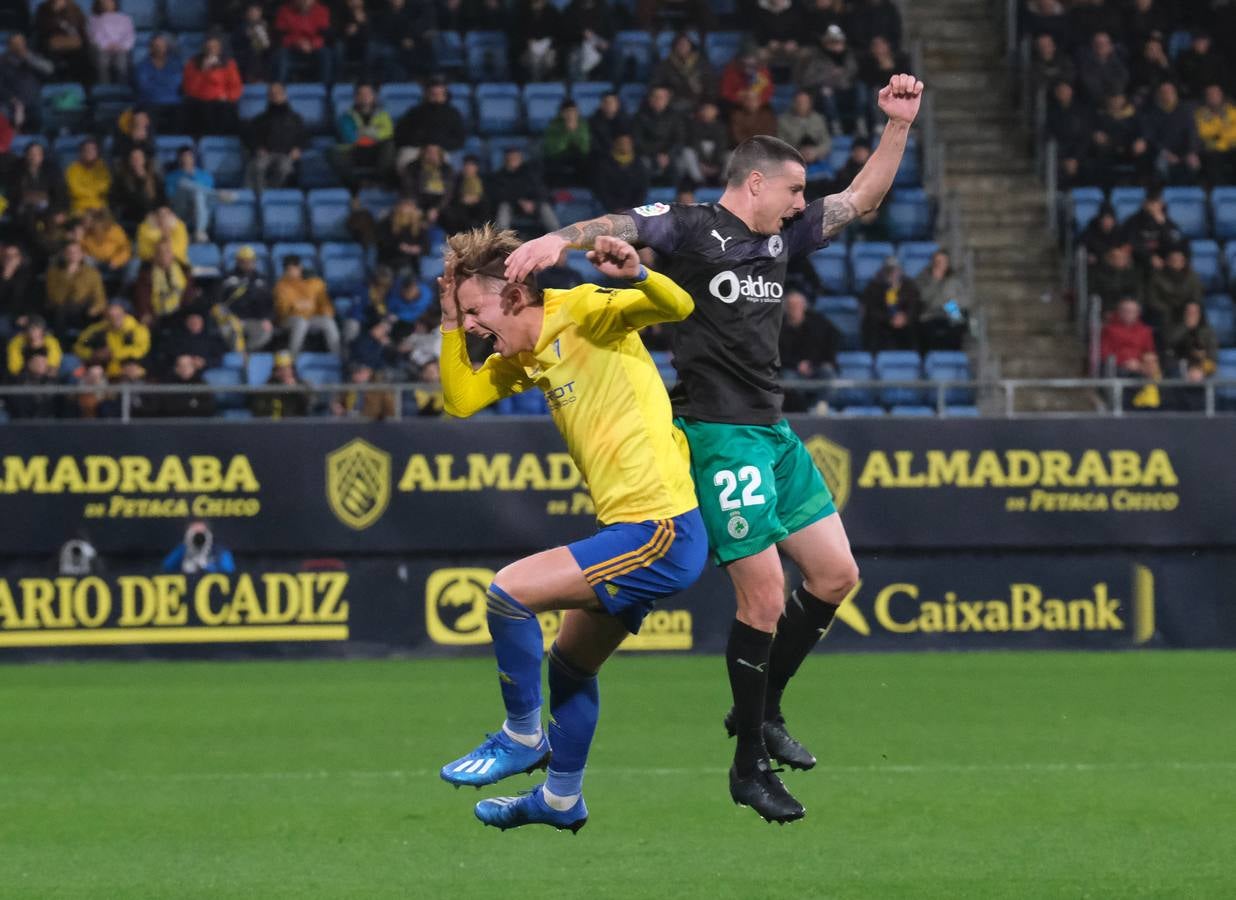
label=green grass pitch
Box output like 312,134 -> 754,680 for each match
1,651 -> 1234,899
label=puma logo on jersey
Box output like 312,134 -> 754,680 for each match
710,230 -> 734,252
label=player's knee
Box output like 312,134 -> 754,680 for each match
735,578 -> 786,630
487,574 -> 536,616
805,557 -> 860,604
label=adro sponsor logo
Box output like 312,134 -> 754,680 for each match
707,270 -> 784,304
831,565 -> 1156,644
0,572 -> 350,648
326,438 -> 391,530
425,568 -> 692,650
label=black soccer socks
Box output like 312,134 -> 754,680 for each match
766,585 -> 838,721
726,619 -> 774,775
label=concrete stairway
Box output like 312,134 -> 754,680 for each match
904,0 -> 1094,411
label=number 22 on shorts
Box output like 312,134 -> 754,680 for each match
714,466 -> 766,510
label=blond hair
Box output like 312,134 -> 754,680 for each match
444,225 -> 543,305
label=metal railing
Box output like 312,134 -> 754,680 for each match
2,377 -> 1231,421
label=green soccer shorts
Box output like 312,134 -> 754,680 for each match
674,417 -> 837,565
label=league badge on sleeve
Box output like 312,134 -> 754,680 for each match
767,235 -> 784,257
633,203 -> 671,217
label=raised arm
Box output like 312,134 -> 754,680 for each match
574,236 -> 694,337
818,73 -> 924,241
436,267 -> 527,417
504,214 -> 640,282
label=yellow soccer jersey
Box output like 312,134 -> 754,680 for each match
440,269 -> 697,525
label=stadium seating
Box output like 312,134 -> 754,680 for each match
1163,187 -> 1208,240
614,31 -> 653,81
887,188 -> 933,241
307,189 -> 353,242
832,351 -> 876,408
1206,295 -> 1235,346
1110,186 -> 1146,223
704,31 -> 743,69
238,83 -> 268,122
187,242 -> 222,274
285,84 -> 330,135
1191,240 -> 1223,292
851,242 -> 896,289
897,241 -> 939,278
199,136 -> 246,189
260,190 -> 308,242
1070,186 -> 1105,232
875,350 -> 926,407
223,242 -> 271,277
816,296 -> 861,350
380,83 -> 423,122
1212,188 -> 1236,241
924,350 -> 975,406
271,242 -> 319,275
570,82 -> 611,118
320,243 -> 366,297
523,83 -> 568,132
464,31 -> 509,80
810,244 -> 850,294
213,191 -> 259,243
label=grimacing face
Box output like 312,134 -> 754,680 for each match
456,276 -> 534,358
751,161 -> 808,235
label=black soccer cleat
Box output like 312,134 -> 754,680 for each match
724,709 -> 817,771
729,758 -> 805,824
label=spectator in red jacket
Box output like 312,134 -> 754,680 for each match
1101,296 -> 1161,379
719,44 -> 774,110
273,0 -> 333,86
182,33 -> 243,136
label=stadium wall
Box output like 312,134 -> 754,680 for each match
0,418 -> 1232,659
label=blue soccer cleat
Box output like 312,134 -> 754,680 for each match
475,785 -> 588,833
440,731 -> 551,788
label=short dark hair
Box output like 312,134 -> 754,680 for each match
283,254 -> 302,268
724,136 -> 805,187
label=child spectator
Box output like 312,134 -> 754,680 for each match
721,43 -> 773,110
6,316 -> 63,378
156,353 -> 217,418
331,361 -> 397,419
439,157 -> 492,235
249,349 -> 311,418
6,352 -> 59,419
166,146 -> 231,244
88,0 -> 134,85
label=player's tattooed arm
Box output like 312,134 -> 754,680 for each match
505,214 -> 640,282
820,189 -> 862,241
554,214 -> 639,248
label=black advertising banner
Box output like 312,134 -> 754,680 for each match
2,553 -> 1234,659
0,418 -> 1233,557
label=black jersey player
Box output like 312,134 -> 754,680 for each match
506,74 -> 925,823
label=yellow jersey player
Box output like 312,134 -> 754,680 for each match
436,226 -> 708,833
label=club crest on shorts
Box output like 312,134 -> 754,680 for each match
326,437 -> 391,530
804,434 -> 851,512
767,235 -> 784,257
727,515 -> 750,540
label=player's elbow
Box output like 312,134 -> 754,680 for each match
670,292 -> 695,321
442,395 -> 477,418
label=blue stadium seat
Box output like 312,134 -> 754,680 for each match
465,31 -> 509,80
91,83 -> 133,130
199,135 -> 246,189
1070,186 -> 1105,232
260,190 -> 307,242
357,187 -> 397,219
223,242 -> 270,277
704,31 -> 743,69
889,405 -> 935,416
655,30 -> 699,60
220,408 -> 255,420
52,134 -> 86,171
476,83 -> 522,135
165,1 -> 207,30
943,405 -> 980,417
297,142 -> 338,190
887,189 -> 933,241
570,82 -> 610,118
8,135 -> 46,158
321,244 -> 367,296
619,82 -> 648,115
285,83 -> 330,134
42,83 -> 89,133
897,241 -> 939,278
222,351 -> 246,371
893,135 -> 920,187
614,31 -> 653,81
695,186 -> 723,204
246,353 -> 274,386
203,367 -> 244,409
810,244 -> 849,294
434,31 -> 465,75
298,353 -> 343,386
925,350 -> 974,405
875,350 -> 926,407
645,186 -> 677,204
187,242 -> 222,274
817,295 -> 861,350
446,83 -> 475,127
329,83 -> 354,117
420,255 -> 445,282
1163,186 -> 1208,240
850,241 -> 896,289
1111,186 -> 1146,223
271,242 -> 319,275
1190,240 -> 1222,292
175,31 -> 206,60
826,135 -> 853,173
555,191 -> 602,225
121,0 -> 161,31
524,83 -> 568,132
238,83 -> 268,121
307,189 -> 352,242
565,251 -> 596,285
1213,187 -> 1236,242
380,83 -> 423,122
155,134 -> 194,168
839,405 -> 886,416
213,190 -> 259,242
771,84 -> 796,114
832,350 -> 875,408
59,353 -> 82,377
487,135 -> 531,172
1206,294 -> 1235,346
1167,29 -> 1192,59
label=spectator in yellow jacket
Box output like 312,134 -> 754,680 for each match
136,205 -> 190,263
273,254 -> 340,356
6,316 -> 63,377
65,137 -> 112,215
73,300 -> 151,377
1196,84 -> 1236,184
80,208 -> 133,281
46,242 -> 107,337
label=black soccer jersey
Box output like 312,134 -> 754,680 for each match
627,201 -> 829,424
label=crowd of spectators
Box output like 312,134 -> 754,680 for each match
0,0 -> 924,420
